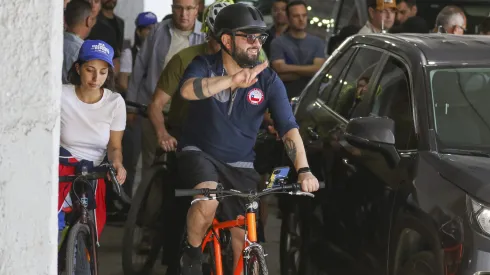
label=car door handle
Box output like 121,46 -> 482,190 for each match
307,127 -> 319,140
342,158 -> 357,173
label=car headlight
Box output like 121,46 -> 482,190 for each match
467,195 -> 490,235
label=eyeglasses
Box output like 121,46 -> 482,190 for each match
453,24 -> 467,33
172,5 -> 197,13
235,33 -> 269,45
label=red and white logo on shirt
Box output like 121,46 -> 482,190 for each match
247,88 -> 264,105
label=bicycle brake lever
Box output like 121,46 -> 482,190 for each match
291,191 -> 315,198
108,164 -> 121,196
191,197 -> 215,205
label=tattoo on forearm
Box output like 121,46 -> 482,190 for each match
193,78 -> 205,99
284,138 -> 297,163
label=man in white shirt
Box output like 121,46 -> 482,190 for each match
126,0 -> 205,192
358,0 -> 397,34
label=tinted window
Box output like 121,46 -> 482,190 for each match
371,56 -> 416,150
430,67 -> 490,150
328,48 -> 383,118
318,47 -> 356,99
295,47 -> 356,119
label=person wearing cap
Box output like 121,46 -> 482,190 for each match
177,3 -> 319,274
115,11 -> 157,209
62,0 -> 95,84
117,12 -> 158,96
358,0 -> 397,34
59,40 -> 127,243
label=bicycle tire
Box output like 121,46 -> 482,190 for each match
122,167 -> 166,275
246,246 -> 269,275
65,223 -> 97,275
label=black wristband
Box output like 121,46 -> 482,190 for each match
297,167 -> 311,174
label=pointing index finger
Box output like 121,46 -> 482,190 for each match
252,60 -> 269,74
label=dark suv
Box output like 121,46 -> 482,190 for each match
280,34 -> 490,275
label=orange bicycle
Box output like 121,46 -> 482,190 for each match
175,167 -> 325,275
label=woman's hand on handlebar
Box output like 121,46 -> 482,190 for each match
298,172 -> 319,193
158,133 -> 178,152
112,162 -> 127,184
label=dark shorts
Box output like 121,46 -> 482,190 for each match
177,150 -> 260,222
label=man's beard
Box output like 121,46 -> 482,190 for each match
234,46 -> 260,68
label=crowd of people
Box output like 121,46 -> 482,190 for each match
59,0 -> 490,274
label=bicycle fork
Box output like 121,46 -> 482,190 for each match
240,201 -> 263,275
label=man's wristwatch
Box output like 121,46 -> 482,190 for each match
297,167 -> 311,174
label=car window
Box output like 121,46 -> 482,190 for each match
295,47 -> 356,119
318,47 -> 356,98
327,47 -> 383,119
429,67 -> 490,150
370,56 -> 416,150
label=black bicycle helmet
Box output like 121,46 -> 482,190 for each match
213,3 -> 268,68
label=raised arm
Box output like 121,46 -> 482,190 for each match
180,58 -> 269,100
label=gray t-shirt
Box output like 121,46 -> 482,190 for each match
270,33 -> 325,98
62,32 -> 84,84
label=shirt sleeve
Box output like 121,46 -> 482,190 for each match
119,48 -> 132,73
179,56 -> 210,90
267,73 -> 299,137
314,37 -> 326,59
269,38 -> 285,62
110,93 -> 127,131
156,53 -> 183,97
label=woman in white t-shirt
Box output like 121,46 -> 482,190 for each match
117,11 -> 157,96
59,39 -> 127,238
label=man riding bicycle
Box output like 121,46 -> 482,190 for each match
176,3 -> 320,275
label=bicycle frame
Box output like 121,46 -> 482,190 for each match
201,202 -> 259,275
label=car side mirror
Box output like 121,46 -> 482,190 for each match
344,116 -> 400,168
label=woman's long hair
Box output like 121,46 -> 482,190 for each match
67,60 -> 115,91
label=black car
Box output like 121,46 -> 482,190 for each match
280,34 -> 490,275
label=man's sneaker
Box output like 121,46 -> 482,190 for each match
180,245 -> 203,275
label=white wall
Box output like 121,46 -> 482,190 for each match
0,0 -> 61,274
115,0 -> 173,46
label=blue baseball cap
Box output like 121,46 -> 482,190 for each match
78,40 -> 114,68
135,12 -> 158,28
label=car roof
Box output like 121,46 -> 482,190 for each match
350,33 -> 490,66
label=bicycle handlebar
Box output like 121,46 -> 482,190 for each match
58,162 -> 131,203
175,182 -> 325,199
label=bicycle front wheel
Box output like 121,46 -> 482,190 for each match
65,223 -> 97,275
246,246 -> 268,275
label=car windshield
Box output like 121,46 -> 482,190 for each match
429,67 -> 490,152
